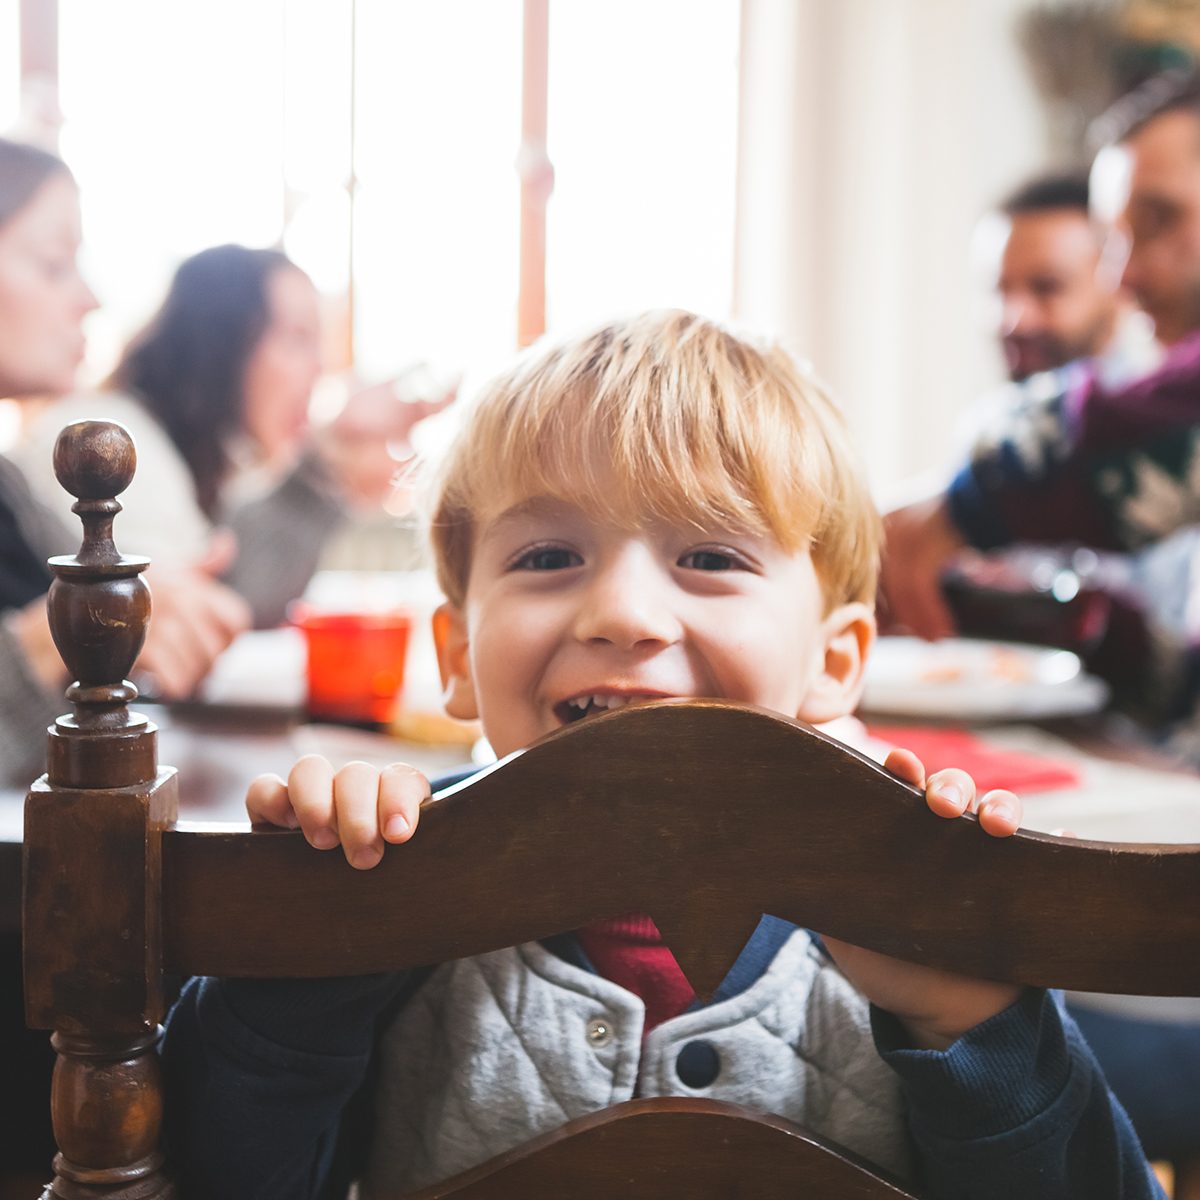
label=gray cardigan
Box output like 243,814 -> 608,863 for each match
0,455 -> 72,786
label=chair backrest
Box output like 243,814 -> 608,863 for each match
23,422 -> 1200,1200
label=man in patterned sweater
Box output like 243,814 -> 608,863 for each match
883,69 -> 1200,652
881,68 -> 1200,1198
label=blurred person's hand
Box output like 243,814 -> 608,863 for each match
138,536 -> 251,699
8,597 -> 68,692
8,545 -> 250,701
317,374 -> 458,507
880,496 -> 966,641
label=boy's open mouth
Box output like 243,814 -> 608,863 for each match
553,692 -> 671,725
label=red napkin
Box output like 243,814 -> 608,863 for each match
866,724 -> 1082,795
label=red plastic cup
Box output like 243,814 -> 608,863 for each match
291,607 -> 413,726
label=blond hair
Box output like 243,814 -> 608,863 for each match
428,310 -> 880,612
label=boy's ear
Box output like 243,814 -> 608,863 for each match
795,602 -> 876,725
431,602 -> 479,721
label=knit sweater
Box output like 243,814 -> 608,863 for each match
947,330 -> 1200,553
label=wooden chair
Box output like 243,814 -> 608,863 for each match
22,421 -> 1200,1199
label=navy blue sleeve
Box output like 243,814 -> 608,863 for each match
161,970 -> 425,1200
873,989 -> 1163,1200
945,461 -> 1016,551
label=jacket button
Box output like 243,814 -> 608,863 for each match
586,1018 -> 613,1047
675,1040 -> 720,1088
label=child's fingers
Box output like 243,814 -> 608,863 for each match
244,773 -> 298,828
976,788 -> 1021,837
924,767 -> 976,818
378,763 -> 430,844
287,754 -> 339,851
333,761 -> 387,870
882,747 -> 926,789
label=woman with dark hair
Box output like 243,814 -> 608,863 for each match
111,244 -> 309,521
21,242 -> 448,627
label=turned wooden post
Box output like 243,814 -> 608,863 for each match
23,420 -> 177,1198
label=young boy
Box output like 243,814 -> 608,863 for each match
162,311 -> 1160,1199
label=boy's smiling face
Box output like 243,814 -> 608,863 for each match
436,495 -> 875,759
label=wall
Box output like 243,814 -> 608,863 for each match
734,0 -> 1051,502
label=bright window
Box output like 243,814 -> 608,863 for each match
44,0 -> 739,389
58,0 -> 291,376
546,0 -> 739,330
350,0 -> 522,380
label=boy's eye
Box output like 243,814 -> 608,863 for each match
512,546 -> 582,571
679,548 -> 744,572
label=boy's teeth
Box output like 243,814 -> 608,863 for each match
567,694 -> 636,714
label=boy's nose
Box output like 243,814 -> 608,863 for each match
572,551 -> 683,650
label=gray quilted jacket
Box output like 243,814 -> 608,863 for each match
363,928 -> 911,1193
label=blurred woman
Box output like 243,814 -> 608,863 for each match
20,244 -> 449,627
0,135 -> 249,1185
0,139 -> 249,779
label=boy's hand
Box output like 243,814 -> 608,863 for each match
883,746 -> 1021,837
821,747 -> 1023,1050
245,756 -> 430,870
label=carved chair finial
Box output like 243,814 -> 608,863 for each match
45,419 -> 155,788
27,420 -> 176,1197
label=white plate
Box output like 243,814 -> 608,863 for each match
860,637 -> 1109,721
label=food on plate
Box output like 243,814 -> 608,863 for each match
917,645 -> 1035,685
390,707 -> 482,747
